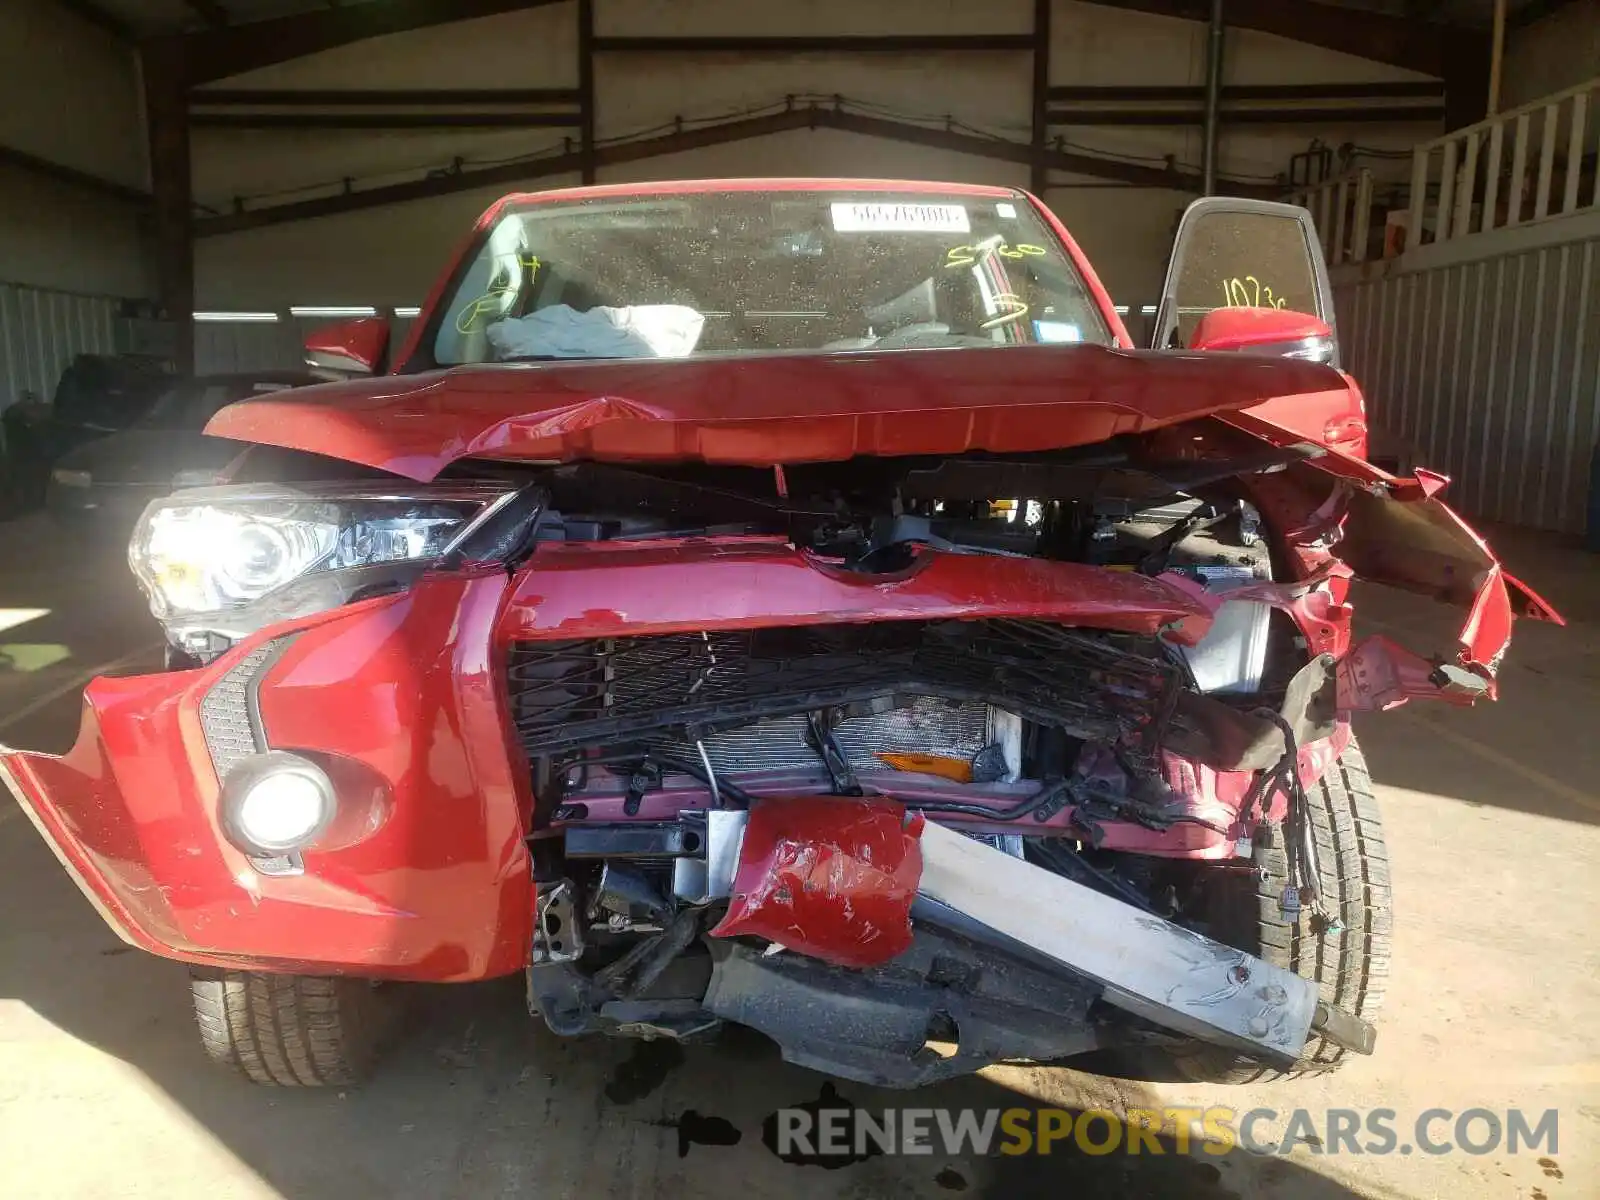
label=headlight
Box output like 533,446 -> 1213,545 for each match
51,468 -> 92,488
129,483 -> 510,634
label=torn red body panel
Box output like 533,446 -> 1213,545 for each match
1213,410 -> 1563,697
1336,635 -> 1489,710
712,797 -> 925,968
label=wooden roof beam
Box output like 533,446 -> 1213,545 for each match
1080,0 -> 1486,76
162,0 -> 570,86
51,0 -> 134,41
184,0 -> 230,28
195,104 -> 1276,237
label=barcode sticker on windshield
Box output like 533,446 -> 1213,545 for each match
830,202 -> 970,233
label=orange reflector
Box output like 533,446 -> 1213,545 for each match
875,752 -> 974,783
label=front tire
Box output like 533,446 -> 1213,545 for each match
190,970 -> 394,1086
1172,738 -> 1392,1082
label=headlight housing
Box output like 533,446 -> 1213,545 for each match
130,483 -> 511,644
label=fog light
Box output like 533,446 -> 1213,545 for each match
221,752 -> 335,857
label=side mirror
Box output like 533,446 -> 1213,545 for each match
1187,307 -> 1336,365
304,318 -> 389,375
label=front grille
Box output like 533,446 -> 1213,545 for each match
505,620 -> 1178,763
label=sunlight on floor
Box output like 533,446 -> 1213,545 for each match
0,1026 -> 273,1199
0,644 -> 72,672
980,1061 -> 1136,1112
0,609 -> 50,636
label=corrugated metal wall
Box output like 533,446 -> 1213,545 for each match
194,320 -> 304,375
4,286 -> 422,428
0,282 -> 120,409
1337,233 -> 1600,533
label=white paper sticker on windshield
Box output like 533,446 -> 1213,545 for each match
830,202 -> 970,233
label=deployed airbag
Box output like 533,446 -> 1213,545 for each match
487,304 -> 705,360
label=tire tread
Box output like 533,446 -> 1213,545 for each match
189,971 -> 383,1086
1174,738 -> 1391,1083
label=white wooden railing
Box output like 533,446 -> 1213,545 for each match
1318,77 -> 1600,535
1287,167 -> 1375,264
1406,76 -> 1599,248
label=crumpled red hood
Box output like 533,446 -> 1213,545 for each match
204,344 -> 1345,482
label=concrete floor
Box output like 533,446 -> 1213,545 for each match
1,512 -> 1596,1200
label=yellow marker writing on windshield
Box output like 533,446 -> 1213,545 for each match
455,287 -> 518,334
945,241 -> 1047,269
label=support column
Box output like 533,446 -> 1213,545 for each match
1030,0 -> 1052,196
1201,0 -> 1225,196
143,42 -> 194,371
578,0 -> 596,185
1442,26 -> 1492,131
1486,0 -> 1507,116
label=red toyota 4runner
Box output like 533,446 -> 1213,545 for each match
1,181 -> 1559,1087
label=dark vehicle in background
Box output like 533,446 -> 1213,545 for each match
46,372 -> 321,529
2,354 -> 173,515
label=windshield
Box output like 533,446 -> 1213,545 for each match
430,189 -> 1112,366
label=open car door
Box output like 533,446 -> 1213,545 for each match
1153,198 -> 1362,455
1151,197 -> 1338,360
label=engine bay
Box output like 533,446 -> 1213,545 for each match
482,425 -> 1354,1077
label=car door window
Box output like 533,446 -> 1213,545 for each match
1153,200 -> 1333,351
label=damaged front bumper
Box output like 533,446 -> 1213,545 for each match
534,795 -> 1371,1086
919,818 -> 1320,1067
